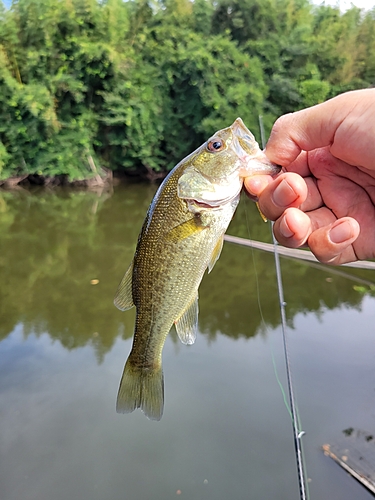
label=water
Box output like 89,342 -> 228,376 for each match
0,184 -> 374,500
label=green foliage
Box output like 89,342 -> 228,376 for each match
0,140 -> 11,178
99,63 -> 166,172
299,79 -> 330,107
0,0 -> 373,180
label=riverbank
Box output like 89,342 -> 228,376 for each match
0,166 -> 168,189
0,165 -> 113,189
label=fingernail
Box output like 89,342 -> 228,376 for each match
279,217 -> 294,238
272,179 -> 298,207
329,221 -> 352,244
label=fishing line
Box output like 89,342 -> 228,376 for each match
243,199 -> 292,419
258,116 -> 309,500
243,196 -> 309,500
271,223 -> 309,500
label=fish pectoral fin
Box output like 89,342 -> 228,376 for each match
208,234 -> 224,273
166,215 -> 207,243
114,260 -> 135,311
175,292 -> 199,345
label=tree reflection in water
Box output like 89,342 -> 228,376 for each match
0,185 -> 372,360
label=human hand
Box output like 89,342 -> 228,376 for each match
245,89 -> 375,265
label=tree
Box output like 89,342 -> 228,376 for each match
0,0 -> 373,181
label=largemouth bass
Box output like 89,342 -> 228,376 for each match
114,118 -> 280,420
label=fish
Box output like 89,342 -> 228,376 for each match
114,118 -> 280,420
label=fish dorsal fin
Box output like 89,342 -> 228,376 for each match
166,216 -> 206,243
114,260 -> 135,311
174,292 -> 199,345
208,234 -> 224,273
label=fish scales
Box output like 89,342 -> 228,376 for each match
129,167 -> 233,366
114,118 -> 280,420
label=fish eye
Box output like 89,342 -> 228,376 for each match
207,139 -> 224,152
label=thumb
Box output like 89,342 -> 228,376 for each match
265,90 -> 375,167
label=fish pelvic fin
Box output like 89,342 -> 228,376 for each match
114,260 -> 135,311
208,234 -> 224,273
175,292 -> 199,345
116,360 -> 164,421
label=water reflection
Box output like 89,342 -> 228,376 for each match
0,185 -> 372,355
1,185 -> 375,500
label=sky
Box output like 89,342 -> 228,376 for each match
315,0 -> 375,10
1,0 -> 374,9
1,0 -> 374,12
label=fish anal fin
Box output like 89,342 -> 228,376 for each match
175,292 -> 199,345
166,215 -> 207,243
208,235 -> 224,273
114,261 -> 135,311
116,360 -> 164,421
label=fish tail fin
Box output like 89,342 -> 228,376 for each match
116,360 -> 164,421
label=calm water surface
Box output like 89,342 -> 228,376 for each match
0,184 -> 374,500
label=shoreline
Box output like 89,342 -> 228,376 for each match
0,167 -> 167,189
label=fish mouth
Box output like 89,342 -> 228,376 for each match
230,118 -> 281,177
185,183 -> 242,210
230,118 -> 258,156
178,168 -> 243,209
189,200 -> 217,209
187,192 -> 239,210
